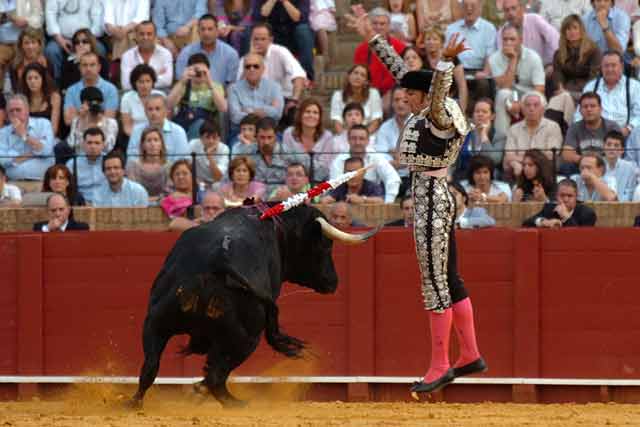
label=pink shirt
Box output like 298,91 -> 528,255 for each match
497,13 -> 559,65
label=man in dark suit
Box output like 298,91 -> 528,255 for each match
33,193 -> 89,232
523,179 -> 597,228
386,195 -> 414,227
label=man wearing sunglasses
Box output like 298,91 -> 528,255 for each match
228,53 -> 284,134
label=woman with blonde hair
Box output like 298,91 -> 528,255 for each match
418,26 -> 468,112
552,14 -> 601,102
126,127 -> 170,203
10,28 -> 52,92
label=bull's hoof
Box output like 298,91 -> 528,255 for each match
219,397 -> 247,409
123,398 -> 143,410
192,380 -> 209,396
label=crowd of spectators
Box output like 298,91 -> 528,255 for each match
3,0 -> 640,230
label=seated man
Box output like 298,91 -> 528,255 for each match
120,21 -> 174,91
228,53 -> 284,131
93,151 -> 149,207
562,92 -> 621,175
321,157 -> 384,205
152,0 -> 208,57
602,130 -> 637,201
64,52 -> 119,126
175,14 -> 239,87
127,94 -> 190,162
386,195 -> 414,227
329,124 -> 401,203
575,153 -> 617,202
0,164 -> 21,207
66,128 -> 106,204
327,201 -> 365,228
33,193 -> 89,232
268,162 -> 311,201
503,92 -> 562,179
0,94 -> 54,180
169,190 -> 225,231
483,24 -> 545,135
523,178 -> 597,227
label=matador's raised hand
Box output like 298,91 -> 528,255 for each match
442,33 -> 470,60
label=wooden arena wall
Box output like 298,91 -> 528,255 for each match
1,228 -> 640,402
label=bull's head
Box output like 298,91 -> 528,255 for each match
285,207 -> 380,295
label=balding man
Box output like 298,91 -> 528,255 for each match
228,53 -> 284,130
0,94 -> 54,180
33,193 -> 89,232
169,191 -> 226,231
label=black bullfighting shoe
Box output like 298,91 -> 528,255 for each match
452,357 -> 487,378
410,369 -> 455,394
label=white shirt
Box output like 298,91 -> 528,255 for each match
120,89 -> 165,127
188,138 -> 230,185
120,44 -> 174,90
0,183 -> 21,202
539,0 -> 592,30
329,89 -> 383,126
103,0 -> 149,29
329,147 -> 401,203
237,43 -> 306,98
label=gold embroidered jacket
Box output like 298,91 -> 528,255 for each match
368,34 -> 471,170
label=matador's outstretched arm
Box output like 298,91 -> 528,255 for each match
367,33 -> 409,83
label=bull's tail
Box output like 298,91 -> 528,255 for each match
264,301 -> 305,358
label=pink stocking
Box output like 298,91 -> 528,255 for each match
423,308 -> 453,382
452,297 -> 481,368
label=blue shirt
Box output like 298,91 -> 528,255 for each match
175,41 -> 240,86
445,18 -> 497,70
64,77 -> 120,113
0,117 -> 54,180
66,155 -> 104,204
605,157 -> 637,201
582,7 -> 630,55
228,78 -> 284,125
0,0 -> 20,43
93,178 -> 149,207
127,119 -> 190,161
152,0 -> 207,38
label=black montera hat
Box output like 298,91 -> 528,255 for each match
400,70 -> 433,93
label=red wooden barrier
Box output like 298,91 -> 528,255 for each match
1,228 -> 640,403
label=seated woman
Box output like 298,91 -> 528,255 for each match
282,98 -> 336,182
416,0 -> 462,29
161,159 -> 195,218
553,14 -> 601,103
60,29 -> 110,91
126,127 -> 170,204
167,53 -> 227,140
220,156 -> 266,205
512,149 -> 556,202
66,87 -> 119,154
463,154 -> 511,203
19,63 -> 62,137
402,45 -> 425,71
456,98 -> 506,177
120,64 -> 165,137
9,28 -> 53,93
42,164 -> 85,206
418,25 -> 468,113
329,64 -> 383,135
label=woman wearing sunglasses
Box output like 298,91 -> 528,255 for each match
60,28 -> 110,91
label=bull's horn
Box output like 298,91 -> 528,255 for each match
315,217 -> 381,245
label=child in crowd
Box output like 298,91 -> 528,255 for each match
0,165 -> 21,207
310,0 -> 337,61
237,113 -> 259,147
385,0 -> 416,44
333,102 -> 373,153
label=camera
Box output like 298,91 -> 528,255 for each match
195,69 -> 203,78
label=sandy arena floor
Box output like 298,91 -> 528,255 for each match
0,384 -> 639,427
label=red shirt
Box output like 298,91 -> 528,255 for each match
353,36 -> 406,95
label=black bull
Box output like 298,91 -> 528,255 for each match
130,204 -> 378,407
